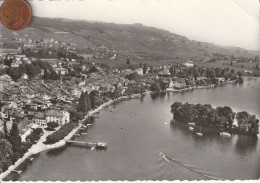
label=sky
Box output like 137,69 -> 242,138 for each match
23,0 -> 259,50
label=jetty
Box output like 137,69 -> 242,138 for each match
11,170 -> 22,175
67,140 -> 107,149
26,157 -> 34,162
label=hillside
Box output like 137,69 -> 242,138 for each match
0,16 -> 258,60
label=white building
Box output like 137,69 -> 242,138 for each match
45,110 -> 70,125
54,67 -> 68,75
21,73 -> 29,80
0,74 -> 12,85
183,62 -> 194,67
135,68 -> 143,75
34,113 -> 47,126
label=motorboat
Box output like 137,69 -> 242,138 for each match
220,132 -> 231,137
96,141 -> 107,149
159,152 -> 170,163
189,127 -> 194,131
196,125 -> 203,136
195,132 -> 203,137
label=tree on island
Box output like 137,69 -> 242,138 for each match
151,82 -> 161,92
236,111 -> 259,136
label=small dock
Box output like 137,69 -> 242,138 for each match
11,170 -> 22,175
67,140 -> 107,149
26,157 -> 34,162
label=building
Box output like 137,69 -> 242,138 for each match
183,62 -> 194,67
0,74 -> 12,85
34,113 -> 47,126
45,110 -> 70,125
135,68 -> 143,75
53,67 -> 68,75
21,73 -> 29,80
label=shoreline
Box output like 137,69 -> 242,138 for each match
1,79 -> 258,180
0,93 -> 144,180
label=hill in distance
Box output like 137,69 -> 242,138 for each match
1,16 -> 258,60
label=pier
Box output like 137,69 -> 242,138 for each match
67,140 -> 107,149
11,170 -> 22,175
26,157 -> 34,162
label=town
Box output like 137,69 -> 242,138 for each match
0,36 -> 259,174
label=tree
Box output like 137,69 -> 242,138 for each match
126,72 -> 140,81
89,90 -> 99,109
85,92 -> 92,111
169,66 -> 174,76
47,122 -> 59,130
126,57 -> 130,64
3,121 -> 8,139
143,64 -> 147,74
89,66 -> 98,73
0,138 -> 14,172
9,122 -> 22,154
77,92 -> 87,112
151,82 -> 161,92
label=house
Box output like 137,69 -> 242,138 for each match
70,87 -> 82,98
53,67 -> 68,75
45,110 -> 70,125
0,64 -> 8,69
21,73 -> 29,80
183,62 -> 194,67
100,84 -> 115,92
0,74 -> 12,85
34,113 -> 47,126
11,60 -> 21,68
135,68 -> 143,75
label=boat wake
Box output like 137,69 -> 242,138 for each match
159,152 -> 221,180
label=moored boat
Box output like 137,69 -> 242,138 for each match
220,132 -> 231,137
96,141 -> 108,149
195,132 -> 203,136
188,123 -> 195,126
189,127 -> 194,131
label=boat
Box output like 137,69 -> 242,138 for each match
159,152 -> 170,163
96,141 -> 107,149
188,123 -> 195,126
189,127 -> 194,131
163,123 -> 167,125
91,147 -> 95,151
196,125 -> 203,136
220,132 -> 231,137
195,132 -> 203,136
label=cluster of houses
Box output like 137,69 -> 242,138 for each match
0,36 -> 248,136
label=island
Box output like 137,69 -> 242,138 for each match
171,102 -> 259,136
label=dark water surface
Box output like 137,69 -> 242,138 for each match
8,79 -> 260,181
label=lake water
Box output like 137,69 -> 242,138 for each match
6,79 -> 260,181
